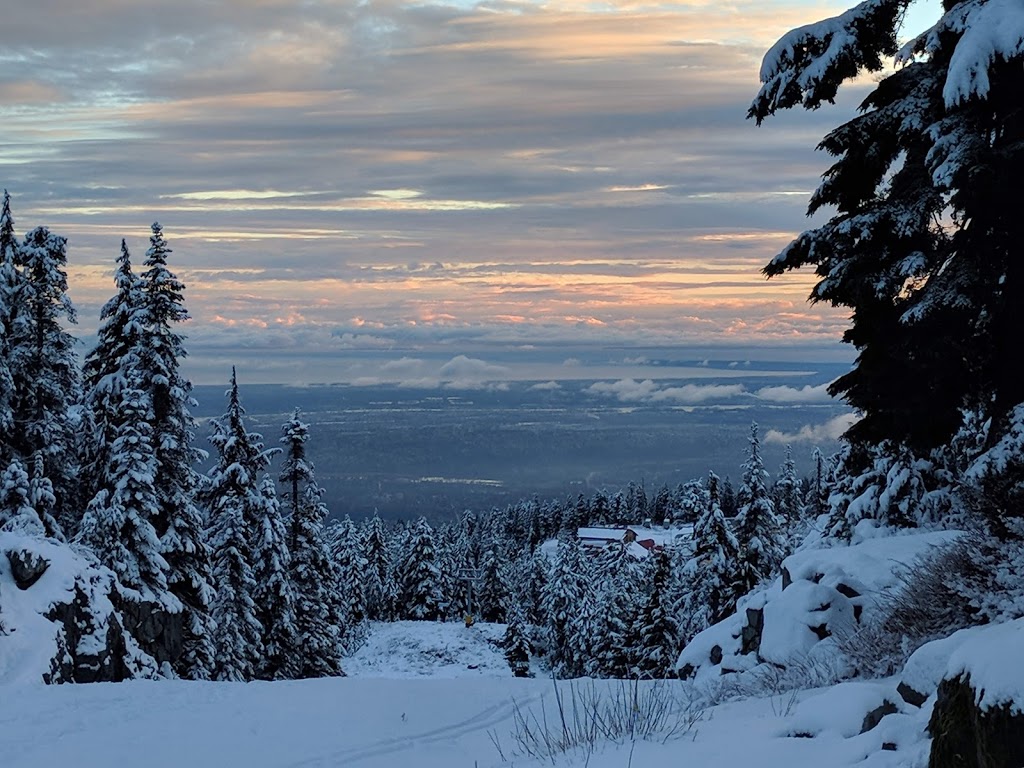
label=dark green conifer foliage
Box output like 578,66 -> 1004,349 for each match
633,549 -> 678,679
279,411 -> 345,677
752,0 -> 1024,454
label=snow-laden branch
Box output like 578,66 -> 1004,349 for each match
750,0 -> 911,123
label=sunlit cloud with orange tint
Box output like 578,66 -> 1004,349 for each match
0,0 -> 919,381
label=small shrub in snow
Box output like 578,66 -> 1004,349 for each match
693,648 -> 849,712
491,677 -> 704,763
836,533 -> 1024,678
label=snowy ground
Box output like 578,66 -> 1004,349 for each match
0,619 -> 936,768
344,620 -> 510,678
0,675 -> 933,768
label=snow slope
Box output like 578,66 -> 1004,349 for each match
344,620 -> 510,678
0,673 -> 940,768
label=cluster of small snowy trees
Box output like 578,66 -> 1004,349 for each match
0,196 -> 346,681
299,421 -> 826,680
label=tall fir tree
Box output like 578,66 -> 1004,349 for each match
204,369 -> 269,681
280,412 -> 345,678
81,240 -> 144,505
720,476 -> 738,517
330,515 -> 368,652
279,409 -> 313,548
0,191 -> 21,464
634,549 -> 678,679
475,542 -> 508,623
752,1 -> 1024,466
735,423 -> 786,593
592,544 -> 644,678
541,536 -> 592,678
361,512 -> 393,621
774,445 -> 801,534
503,602 -> 532,678
808,447 -> 829,518
8,226 -> 80,537
685,472 -> 741,636
135,223 -> 215,679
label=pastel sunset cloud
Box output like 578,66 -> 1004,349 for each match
0,0 -> 930,381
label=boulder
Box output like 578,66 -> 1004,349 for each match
710,644 -> 723,666
897,680 -> 928,708
7,549 -> 50,590
929,674 -> 1024,768
860,699 -> 898,734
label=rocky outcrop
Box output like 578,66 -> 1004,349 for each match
44,581 -> 132,684
1,533 -> 165,684
115,595 -> 183,668
676,531 -> 961,681
897,680 -> 928,708
928,674 -> 1024,768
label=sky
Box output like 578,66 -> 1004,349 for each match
0,0 -> 941,384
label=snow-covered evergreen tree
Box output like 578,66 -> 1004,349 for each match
774,445 -> 800,528
8,226 -> 80,536
251,475 -> 299,680
475,542 -> 508,623
523,549 -> 549,626
207,485 -> 262,682
808,447 -> 829,518
279,412 -> 345,677
541,536 -> 592,677
0,459 -> 44,535
591,544 -> 644,678
721,476 -> 738,517
624,481 -> 648,523
634,549 -> 678,679
687,471 -> 741,635
735,423 -> 786,592
135,223 -> 215,679
752,0 -> 1024,462
204,369 -> 271,681
0,191 -> 20,464
330,515 -> 368,651
27,453 -> 63,541
81,240 -> 144,506
674,479 -> 709,525
77,385 -> 172,605
650,484 -> 672,525
503,602 -> 532,678
396,517 -> 446,621
279,409 -> 313,545
361,512 -> 393,621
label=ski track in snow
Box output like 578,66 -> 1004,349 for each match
289,693 -> 541,767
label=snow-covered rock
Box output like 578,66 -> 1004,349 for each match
928,618 -> 1024,768
677,530 -> 961,681
783,681 -> 901,739
0,532 -> 160,685
897,625 -> 986,707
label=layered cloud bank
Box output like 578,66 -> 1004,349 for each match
0,0 -> 924,379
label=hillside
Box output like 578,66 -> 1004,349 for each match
4,536 -> 1022,768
